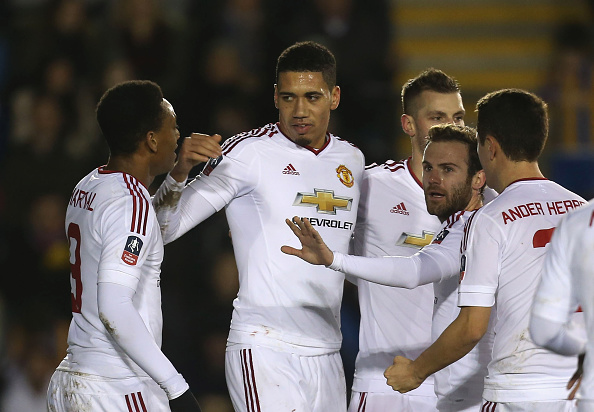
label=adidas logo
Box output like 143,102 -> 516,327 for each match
389,202 -> 409,215
282,164 -> 300,175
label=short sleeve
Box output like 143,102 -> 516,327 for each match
458,211 -> 502,307
97,196 -> 154,290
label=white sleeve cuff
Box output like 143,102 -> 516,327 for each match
328,251 -> 342,270
165,173 -> 188,189
159,373 -> 190,400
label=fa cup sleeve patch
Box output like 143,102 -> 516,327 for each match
203,155 -> 223,176
122,236 -> 144,265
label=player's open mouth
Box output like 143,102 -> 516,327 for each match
293,124 -> 312,134
428,191 -> 445,199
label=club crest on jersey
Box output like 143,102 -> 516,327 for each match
203,155 -> 223,176
336,165 -> 354,188
396,230 -> 434,249
293,189 -> 352,214
122,236 -> 143,265
459,254 -> 466,283
432,229 -> 449,244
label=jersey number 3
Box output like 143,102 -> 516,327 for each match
67,222 -> 83,313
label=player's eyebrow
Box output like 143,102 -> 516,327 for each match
438,162 -> 462,169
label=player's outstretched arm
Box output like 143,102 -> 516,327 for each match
170,133 -> 222,183
281,217 -> 334,266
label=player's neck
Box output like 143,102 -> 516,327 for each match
496,160 -> 544,193
465,192 -> 484,213
409,150 -> 424,185
106,155 -> 153,188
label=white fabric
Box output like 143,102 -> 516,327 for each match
348,390 -> 437,412
480,399 -> 577,412
57,167 -> 184,399
47,369 -> 170,411
531,199 -> 594,404
96,282 -> 188,398
224,346 -> 346,412
334,210 -> 490,409
529,315 -> 585,357
458,179 -> 586,402
154,123 -> 364,356
153,173 -> 217,245
350,158 -> 440,399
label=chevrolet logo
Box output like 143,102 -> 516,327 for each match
293,189 -> 352,215
396,231 -> 434,249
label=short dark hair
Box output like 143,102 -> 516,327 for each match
276,41 -> 337,90
96,80 -> 165,156
402,68 -> 460,115
476,89 -> 548,162
427,124 -> 482,179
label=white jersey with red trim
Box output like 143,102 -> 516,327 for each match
188,123 -> 364,354
532,199 -> 594,404
351,158 -> 441,395
63,167 -> 163,378
458,179 -> 586,402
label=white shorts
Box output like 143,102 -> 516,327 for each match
348,390 -> 437,412
437,396 -> 482,412
225,346 -> 347,412
578,400 -> 594,412
47,369 -> 169,412
481,399 -> 577,412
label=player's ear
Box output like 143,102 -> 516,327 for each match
146,131 -> 158,153
401,114 -> 415,137
485,135 -> 498,160
472,169 -> 486,192
330,86 -> 340,110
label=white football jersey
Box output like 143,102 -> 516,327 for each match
459,179 -> 586,402
185,123 -> 364,354
351,158 -> 441,395
532,199 -> 594,405
62,167 -> 163,378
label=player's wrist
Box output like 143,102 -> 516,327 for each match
159,373 -> 190,400
169,163 -> 191,183
410,358 -> 431,383
327,251 -> 340,269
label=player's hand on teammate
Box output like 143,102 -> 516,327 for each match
171,133 -> 222,182
567,353 -> 584,400
281,216 -> 334,266
169,389 -> 202,412
384,356 -> 424,393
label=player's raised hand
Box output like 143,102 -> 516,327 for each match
281,217 -> 334,266
384,356 -> 423,393
170,133 -> 222,182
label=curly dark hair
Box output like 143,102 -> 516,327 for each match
96,80 -> 165,157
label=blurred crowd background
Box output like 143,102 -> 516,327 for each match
0,0 -> 592,411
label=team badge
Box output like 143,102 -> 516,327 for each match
203,155 -> 223,176
336,165 -> 354,188
293,189 -> 352,214
122,236 -> 143,265
432,229 -> 449,244
459,254 -> 466,283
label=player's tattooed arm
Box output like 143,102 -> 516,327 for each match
281,216 -> 334,266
